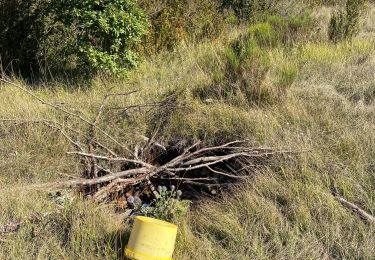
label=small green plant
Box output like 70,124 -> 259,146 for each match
329,0 -> 365,43
249,14 -> 312,48
194,14 -> 308,106
138,186 -> 190,223
277,64 -> 298,89
199,34 -> 274,106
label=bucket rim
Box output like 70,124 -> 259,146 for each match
135,216 -> 177,229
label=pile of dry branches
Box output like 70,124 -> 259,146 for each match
65,140 -> 284,202
2,77 -> 375,225
0,78 -> 284,203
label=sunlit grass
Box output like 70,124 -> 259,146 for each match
0,3 -> 375,259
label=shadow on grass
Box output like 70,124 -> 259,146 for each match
106,228 -> 131,259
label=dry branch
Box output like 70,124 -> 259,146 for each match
0,77 -> 126,149
334,193 -> 375,224
66,151 -> 154,168
331,178 -> 375,224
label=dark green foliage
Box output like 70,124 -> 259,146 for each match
221,0 -> 273,21
0,0 -> 148,79
329,12 -> 347,43
224,34 -> 273,105
329,0 -> 365,43
140,0 -> 224,52
48,0 -> 149,76
0,0 -> 47,78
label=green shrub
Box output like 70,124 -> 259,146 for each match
249,14 -> 312,48
195,14 -> 308,106
0,0 -> 148,79
49,0 -> 149,76
329,0 -> 365,43
225,36 -> 274,105
194,34 -> 273,106
276,63 -> 298,89
140,0 -> 224,53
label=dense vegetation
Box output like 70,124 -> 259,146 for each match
0,0 -> 374,259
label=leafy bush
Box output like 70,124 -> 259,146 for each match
224,35 -> 273,105
0,0 -> 148,79
329,0 -> 365,43
140,0 -> 224,52
48,0 -> 148,76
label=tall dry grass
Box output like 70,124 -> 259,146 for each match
0,3 -> 374,260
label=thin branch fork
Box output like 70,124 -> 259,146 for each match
0,118 -> 119,157
0,78 -> 126,149
67,151 -> 153,168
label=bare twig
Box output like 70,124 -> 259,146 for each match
92,174 -> 148,202
0,118 -> 118,157
0,78 -> 126,149
66,151 -> 154,168
139,134 -> 167,151
333,192 -> 375,224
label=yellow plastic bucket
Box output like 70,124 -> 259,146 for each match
125,216 -> 178,260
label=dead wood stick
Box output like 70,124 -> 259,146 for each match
89,90 -> 137,145
334,194 -> 375,224
92,179 -> 126,202
189,140 -> 246,155
88,90 -> 138,176
92,90 -> 138,126
44,122 -> 85,153
92,174 -> 148,202
206,166 -> 248,179
139,135 -> 167,151
165,141 -> 202,166
159,177 -> 217,181
110,102 -> 162,111
50,167 -> 151,188
67,151 -> 153,168
168,153 -> 250,172
183,181 -> 231,188
181,153 -> 246,166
